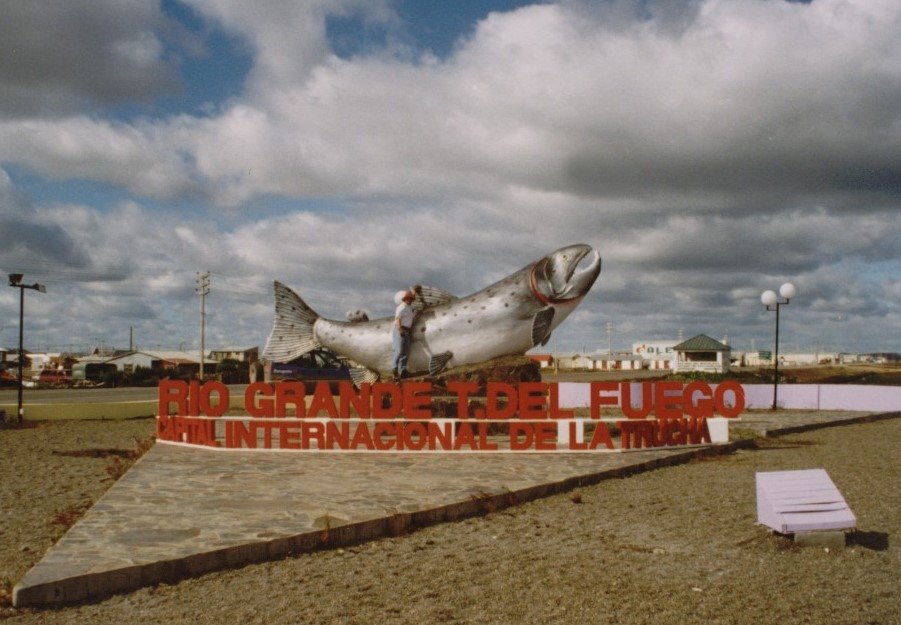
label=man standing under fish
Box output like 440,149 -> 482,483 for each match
392,289 -> 416,378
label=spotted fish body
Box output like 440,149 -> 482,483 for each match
264,244 -> 601,379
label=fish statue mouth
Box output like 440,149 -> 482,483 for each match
530,244 -> 602,304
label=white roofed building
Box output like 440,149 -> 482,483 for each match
104,351 -> 217,376
209,347 -> 259,363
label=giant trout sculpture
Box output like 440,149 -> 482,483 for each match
263,244 -> 601,381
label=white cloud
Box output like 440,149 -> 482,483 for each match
3,0 -> 899,207
0,117 -> 200,200
179,0 -> 397,94
0,0 -> 177,116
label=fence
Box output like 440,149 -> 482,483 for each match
740,384 -> 900,411
556,382 -> 901,413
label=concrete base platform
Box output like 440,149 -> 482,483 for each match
793,530 -> 848,549
13,441 -> 737,607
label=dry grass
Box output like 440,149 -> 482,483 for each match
50,502 -> 93,534
0,578 -> 11,609
0,417 -> 157,602
104,436 -> 154,480
781,364 -> 901,385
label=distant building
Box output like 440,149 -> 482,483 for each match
527,354 -> 554,368
554,354 -> 596,370
673,335 -> 731,374
88,346 -> 131,359
744,351 -> 839,367
104,350 -> 217,377
868,353 -> 901,363
26,353 -> 57,370
594,353 -> 644,371
553,352 -> 644,371
781,352 -> 838,366
742,351 -> 772,367
209,347 -> 259,363
633,340 -> 677,370
1,349 -> 28,368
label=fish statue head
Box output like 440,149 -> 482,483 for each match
530,244 -> 601,304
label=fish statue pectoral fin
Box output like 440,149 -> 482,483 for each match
428,351 -> 454,376
531,307 -> 555,347
349,366 -> 379,387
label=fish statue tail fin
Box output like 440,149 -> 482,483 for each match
263,281 -> 322,362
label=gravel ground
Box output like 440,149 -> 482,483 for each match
1,416 -> 899,625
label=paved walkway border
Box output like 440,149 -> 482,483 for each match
742,411 -> 899,437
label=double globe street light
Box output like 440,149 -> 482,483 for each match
761,282 -> 797,411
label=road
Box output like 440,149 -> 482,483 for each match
0,385 -> 249,405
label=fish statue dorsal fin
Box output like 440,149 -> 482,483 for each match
412,285 -> 458,311
531,307 -> 555,347
346,309 -> 369,323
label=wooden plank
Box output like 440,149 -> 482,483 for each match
756,469 -> 856,534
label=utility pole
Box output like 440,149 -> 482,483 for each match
606,321 -> 613,354
196,271 -> 210,380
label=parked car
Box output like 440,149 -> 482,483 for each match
1,368 -> 36,388
37,368 -> 72,387
0,367 -> 19,388
265,349 -> 352,393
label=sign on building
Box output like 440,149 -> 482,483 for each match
633,341 -> 677,359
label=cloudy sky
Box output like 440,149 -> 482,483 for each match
0,0 -> 898,357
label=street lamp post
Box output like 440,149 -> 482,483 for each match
8,274 -> 46,424
761,282 -> 797,411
